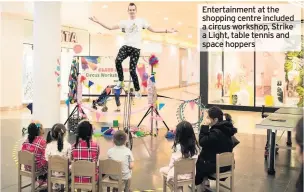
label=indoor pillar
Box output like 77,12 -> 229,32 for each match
33,2 -> 61,127
0,11 -> 24,109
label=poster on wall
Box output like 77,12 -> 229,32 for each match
77,56 -> 150,95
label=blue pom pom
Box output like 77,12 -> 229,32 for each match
165,131 -> 175,139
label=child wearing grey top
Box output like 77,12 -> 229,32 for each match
107,130 -> 134,191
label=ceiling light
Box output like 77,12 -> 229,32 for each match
102,5 -> 108,8
164,17 -> 168,21
177,22 -> 182,25
188,34 -> 192,38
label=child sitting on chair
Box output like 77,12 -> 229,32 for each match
21,121 -> 47,187
71,120 -> 100,183
159,121 -> 199,187
107,130 -> 134,191
45,123 -> 71,191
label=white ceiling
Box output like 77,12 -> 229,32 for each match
0,1 -> 199,44
1,1 -> 303,45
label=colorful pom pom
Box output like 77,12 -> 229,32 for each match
149,55 -> 159,66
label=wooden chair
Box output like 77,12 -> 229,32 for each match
162,158 -> 196,192
47,155 -> 69,191
17,151 -> 45,192
206,152 -> 235,192
71,160 -> 97,192
99,159 -> 130,192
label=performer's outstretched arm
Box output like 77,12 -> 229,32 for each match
147,27 -> 178,33
89,16 -> 120,30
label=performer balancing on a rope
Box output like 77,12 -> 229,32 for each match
89,2 -> 177,97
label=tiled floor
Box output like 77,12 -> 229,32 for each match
0,85 -> 301,191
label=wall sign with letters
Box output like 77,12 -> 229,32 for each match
61,31 -> 77,43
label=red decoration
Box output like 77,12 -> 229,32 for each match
142,81 -> 148,88
216,72 -> 223,89
80,75 -> 86,82
106,87 -> 111,94
189,101 -> 195,110
73,44 -> 83,54
81,57 -> 88,65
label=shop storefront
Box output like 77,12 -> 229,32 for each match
201,21 -> 303,111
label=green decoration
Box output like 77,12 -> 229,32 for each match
93,132 -> 102,137
135,131 -> 145,137
113,120 -> 119,127
97,57 -> 101,63
284,35 -> 304,107
176,98 -> 206,128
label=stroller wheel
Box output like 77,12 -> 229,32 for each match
102,106 -> 108,112
92,101 -> 97,110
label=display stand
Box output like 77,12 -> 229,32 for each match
64,57 -> 85,132
137,105 -> 170,134
137,65 -> 169,135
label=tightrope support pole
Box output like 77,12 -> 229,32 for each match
151,65 -> 154,135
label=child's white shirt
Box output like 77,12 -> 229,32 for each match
107,145 -> 134,180
45,140 -> 72,177
166,144 -> 198,182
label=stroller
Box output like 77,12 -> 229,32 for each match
92,85 -> 135,112
92,85 -> 113,112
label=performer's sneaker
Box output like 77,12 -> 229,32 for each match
114,107 -> 120,112
134,91 -> 141,98
114,81 -> 124,89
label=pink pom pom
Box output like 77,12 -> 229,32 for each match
111,129 -> 116,135
131,127 -> 139,132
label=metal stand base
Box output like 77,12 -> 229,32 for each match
267,130 -> 276,175
286,131 -> 292,146
137,105 -> 169,135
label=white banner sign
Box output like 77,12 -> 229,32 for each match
78,56 -> 151,95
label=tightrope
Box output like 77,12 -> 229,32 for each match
80,104 -> 151,116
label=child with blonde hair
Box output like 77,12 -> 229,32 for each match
107,130 -> 134,191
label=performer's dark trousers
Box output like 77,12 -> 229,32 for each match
115,45 -> 141,91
